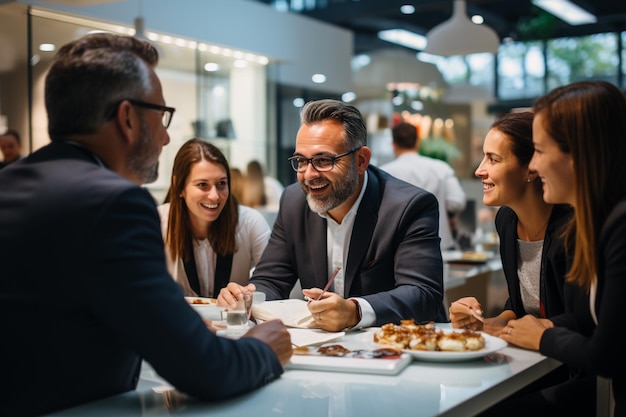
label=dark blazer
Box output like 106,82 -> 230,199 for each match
251,165 -> 447,324
541,201 -> 626,415
495,204 -> 572,319
0,142 -> 283,417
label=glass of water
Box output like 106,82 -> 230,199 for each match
222,292 -> 252,332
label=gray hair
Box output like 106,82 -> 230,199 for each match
299,99 -> 367,149
45,33 -> 159,138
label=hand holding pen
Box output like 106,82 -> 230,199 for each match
307,266 -> 341,304
299,267 -> 342,328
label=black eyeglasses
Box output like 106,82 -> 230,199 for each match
288,146 -> 363,173
127,99 -> 176,129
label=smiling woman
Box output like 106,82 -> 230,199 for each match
157,138 -> 271,298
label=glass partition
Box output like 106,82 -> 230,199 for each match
0,3 -> 275,202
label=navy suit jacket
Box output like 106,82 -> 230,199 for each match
251,165 -> 447,324
0,141 -> 283,417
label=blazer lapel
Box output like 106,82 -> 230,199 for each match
305,208 -> 330,290
345,169 -> 379,297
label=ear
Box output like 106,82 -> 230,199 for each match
113,100 -> 138,144
355,146 -> 372,174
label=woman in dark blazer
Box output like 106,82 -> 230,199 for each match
449,111 -> 571,332
450,111 -> 594,416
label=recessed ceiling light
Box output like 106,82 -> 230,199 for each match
378,29 -> 427,51
400,5 -> 415,14
312,73 -> 326,83
39,43 -> 55,52
532,0 -> 597,25
342,92 -> 356,102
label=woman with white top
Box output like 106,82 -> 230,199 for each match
158,138 -> 270,298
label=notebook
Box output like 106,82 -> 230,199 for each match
251,299 -> 315,328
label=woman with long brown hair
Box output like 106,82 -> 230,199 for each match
502,81 -> 626,416
158,138 -> 271,298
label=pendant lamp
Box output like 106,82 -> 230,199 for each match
133,0 -> 164,57
422,0 -> 500,56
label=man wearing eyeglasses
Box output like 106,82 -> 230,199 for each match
0,33 -> 291,417
219,99 -> 447,332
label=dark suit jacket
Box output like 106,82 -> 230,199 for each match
484,205 -> 598,415
0,141 -> 283,417
495,204 -> 572,318
251,165 -> 447,324
541,201 -> 626,415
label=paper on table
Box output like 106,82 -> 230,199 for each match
251,299 -> 315,328
288,328 -> 345,347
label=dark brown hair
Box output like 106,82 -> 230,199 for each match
391,122 -> 418,149
163,138 -> 239,261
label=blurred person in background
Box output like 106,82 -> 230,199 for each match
159,139 -> 271,298
243,159 -> 284,210
229,167 -> 245,203
0,128 -> 23,168
380,122 -> 466,250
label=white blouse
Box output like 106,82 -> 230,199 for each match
157,203 -> 271,297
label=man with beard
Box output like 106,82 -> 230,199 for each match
0,33 -> 292,417
219,99 -> 446,332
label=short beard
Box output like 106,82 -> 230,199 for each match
129,119 -> 160,184
304,159 -> 359,214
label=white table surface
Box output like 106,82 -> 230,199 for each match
48,325 -> 562,417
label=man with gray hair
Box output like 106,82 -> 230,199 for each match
0,33 -> 291,417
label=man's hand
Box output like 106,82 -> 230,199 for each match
303,289 -> 359,332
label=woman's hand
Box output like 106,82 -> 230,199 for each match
449,297 -> 484,330
217,282 -> 256,307
499,315 -> 553,350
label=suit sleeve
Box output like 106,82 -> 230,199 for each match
86,187 -> 283,400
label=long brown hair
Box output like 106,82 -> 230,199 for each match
163,138 -> 239,261
533,81 -> 626,290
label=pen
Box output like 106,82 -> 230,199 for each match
310,266 -> 342,303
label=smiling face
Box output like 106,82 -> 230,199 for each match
530,112 -> 575,206
294,119 -> 364,219
181,159 -> 229,237
474,127 -> 530,208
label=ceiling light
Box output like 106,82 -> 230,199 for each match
378,29 -> 427,51
342,92 -> 357,102
531,0 -> 597,25
39,43 -> 56,52
422,0 -> 499,57
400,5 -> 415,15
312,73 -> 326,83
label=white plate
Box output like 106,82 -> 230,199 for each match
215,321 -> 256,339
185,296 -> 225,320
401,331 -> 506,362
